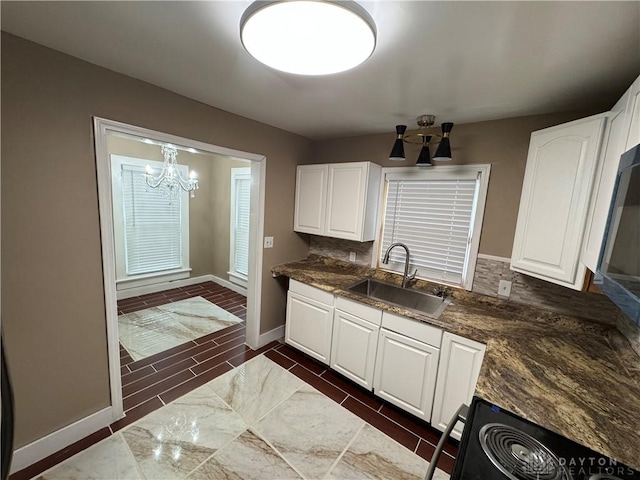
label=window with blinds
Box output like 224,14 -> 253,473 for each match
121,164 -> 184,275
229,167 -> 251,283
111,154 -> 190,286
380,166 -> 490,289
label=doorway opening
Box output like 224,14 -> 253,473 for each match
94,118 -> 266,421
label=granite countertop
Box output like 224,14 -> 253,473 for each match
272,255 -> 640,469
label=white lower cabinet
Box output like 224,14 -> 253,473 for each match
284,282 -> 487,428
330,310 -> 379,389
431,332 -> 486,440
285,281 -> 334,365
373,328 -> 440,423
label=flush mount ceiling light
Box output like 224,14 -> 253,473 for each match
240,0 -> 376,75
389,115 -> 455,165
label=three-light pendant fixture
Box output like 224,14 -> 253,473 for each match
389,115 -> 455,166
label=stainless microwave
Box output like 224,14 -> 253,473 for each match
596,143 -> 640,326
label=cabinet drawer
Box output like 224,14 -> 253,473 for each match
335,296 -> 382,326
289,279 -> 334,306
381,312 -> 442,347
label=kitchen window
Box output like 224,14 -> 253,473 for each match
228,167 -> 251,287
111,154 -> 191,289
379,165 -> 490,290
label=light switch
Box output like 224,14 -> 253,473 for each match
264,236 -> 274,248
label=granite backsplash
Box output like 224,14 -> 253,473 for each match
308,235 -> 640,353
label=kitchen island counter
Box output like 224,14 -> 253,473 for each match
272,255 -> 640,469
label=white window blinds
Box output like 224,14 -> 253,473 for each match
231,168 -> 251,279
121,164 -> 183,276
381,174 -> 480,286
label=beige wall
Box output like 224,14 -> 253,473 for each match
1,33 -> 311,448
209,158 -> 251,279
311,111 -> 599,257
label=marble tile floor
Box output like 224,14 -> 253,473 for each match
119,296 -> 244,361
32,355 -> 450,480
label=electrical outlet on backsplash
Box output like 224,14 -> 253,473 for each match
309,235 -> 374,267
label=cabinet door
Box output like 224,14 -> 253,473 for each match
285,291 -> 333,364
623,75 -> 640,151
330,310 -> 379,390
431,333 -> 486,440
294,165 -> 328,235
582,97 -> 630,271
511,115 -> 606,289
373,329 -> 439,422
325,163 -> 368,241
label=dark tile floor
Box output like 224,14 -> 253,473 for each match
11,283 -> 458,479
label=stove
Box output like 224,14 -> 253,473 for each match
452,397 -> 639,480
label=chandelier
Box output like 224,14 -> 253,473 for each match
389,115 -> 455,166
144,145 -> 199,199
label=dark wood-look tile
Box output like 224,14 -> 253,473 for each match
194,323 -> 245,345
121,365 -> 156,387
342,397 -> 420,452
128,339 -> 200,371
275,344 -> 326,375
123,357 -> 196,397
264,349 -> 296,370
320,370 -> 382,411
110,397 -> 165,433
123,369 -> 195,411
378,403 -> 458,456
120,365 -> 130,375
160,362 -> 234,404
212,327 -> 246,346
120,352 -> 135,367
117,296 -> 146,307
191,336 -> 246,364
415,439 -> 456,474
191,344 -> 250,375
8,427 -> 111,480
290,365 -> 348,404
227,341 -> 279,367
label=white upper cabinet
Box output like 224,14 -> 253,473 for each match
511,114 -> 607,289
294,162 -> 382,241
294,164 -> 328,235
582,74 -> 640,272
623,75 -> 640,152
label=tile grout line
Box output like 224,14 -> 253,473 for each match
323,422 -> 367,479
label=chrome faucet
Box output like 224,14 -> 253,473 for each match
382,242 -> 417,288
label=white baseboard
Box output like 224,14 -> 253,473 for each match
116,274 -> 215,300
10,406 -> 114,474
117,274 -> 248,300
477,253 -> 511,264
209,275 -> 248,296
258,325 -> 285,348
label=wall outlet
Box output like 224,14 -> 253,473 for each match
498,279 -> 512,298
264,236 -> 274,248
349,251 -> 357,262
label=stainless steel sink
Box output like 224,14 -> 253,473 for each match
347,279 -> 450,318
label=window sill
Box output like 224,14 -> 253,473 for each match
228,271 -> 248,289
116,268 -> 192,291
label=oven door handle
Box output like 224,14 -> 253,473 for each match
424,404 -> 469,480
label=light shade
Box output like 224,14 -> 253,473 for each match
240,1 -> 376,75
416,136 -> 433,166
389,125 -> 407,161
433,122 -> 454,161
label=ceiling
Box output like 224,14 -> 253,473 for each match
2,1 -> 639,139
